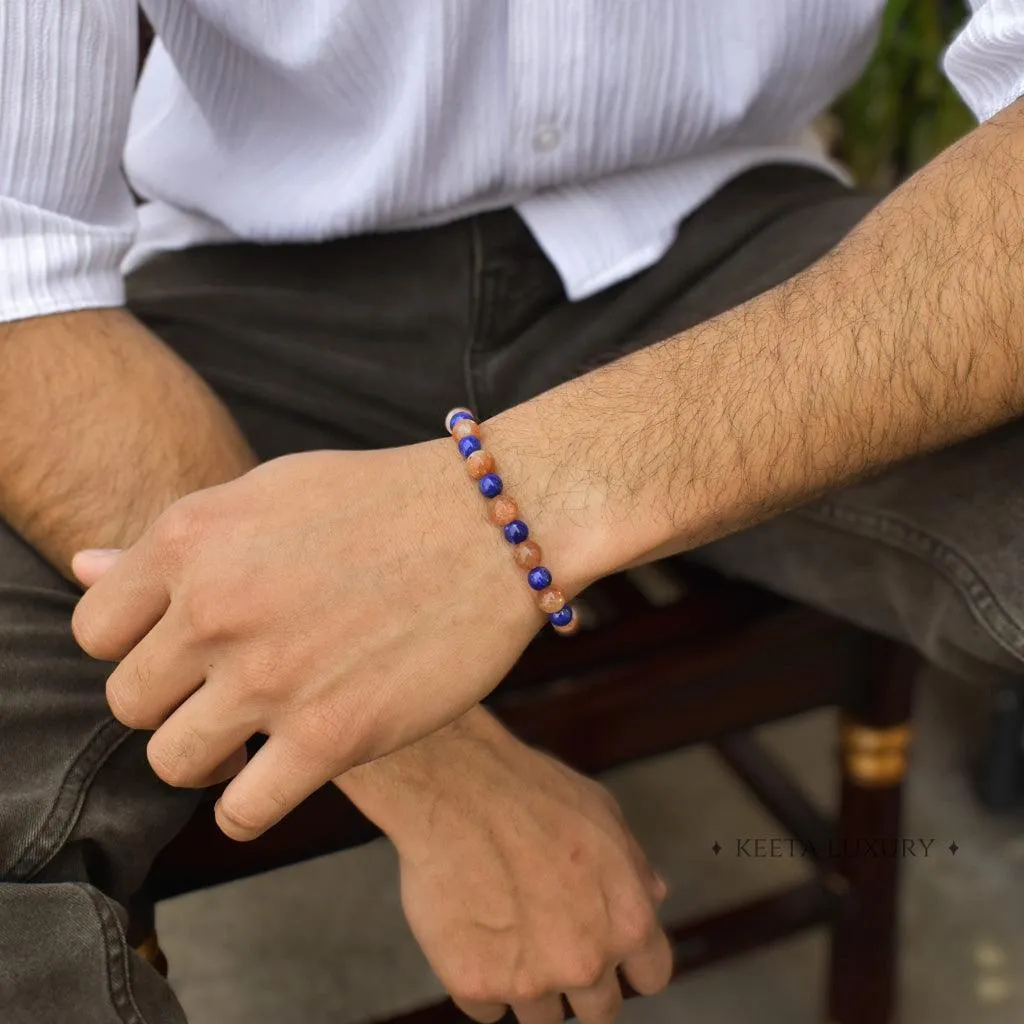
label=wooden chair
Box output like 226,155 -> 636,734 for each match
136,561 -> 917,1024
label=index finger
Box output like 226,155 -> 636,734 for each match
71,519 -> 179,662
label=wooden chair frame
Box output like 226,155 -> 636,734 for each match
141,563 -> 915,1024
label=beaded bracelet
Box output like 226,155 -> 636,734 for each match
445,407 -> 579,636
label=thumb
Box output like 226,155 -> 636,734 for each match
71,548 -> 124,588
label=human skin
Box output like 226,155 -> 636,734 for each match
69,92 -> 1024,1022
74,96 -> 1024,830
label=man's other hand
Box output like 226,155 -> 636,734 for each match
342,708 -> 673,1024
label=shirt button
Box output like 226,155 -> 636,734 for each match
532,125 -> 562,153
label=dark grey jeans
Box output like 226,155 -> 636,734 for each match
3,166 -> 1023,1022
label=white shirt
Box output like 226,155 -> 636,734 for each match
1,1 -> 1022,324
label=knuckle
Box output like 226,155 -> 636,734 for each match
237,645 -> 288,702
105,671 -> 148,728
147,730 -> 208,787
71,601 -> 116,661
559,951 -> 606,990
154,500 -> 207,558
179,587 -> 232,641
616,900 -> 656,951
508,978 -> 547,1005
148,751 -> 191,788
216,794 -> 264,838
448,975 -> 498,1007
594,785 -> 625,819
296,699 -> 374,772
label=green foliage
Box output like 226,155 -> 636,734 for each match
832,0 -> 977,187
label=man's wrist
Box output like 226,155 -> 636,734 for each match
335,706 -> 509,855
481,378 -> 676,595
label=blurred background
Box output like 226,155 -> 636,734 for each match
155,5 -> 1024,1024
832,0 -> 975,187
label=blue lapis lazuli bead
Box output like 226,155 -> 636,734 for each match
478,473 -> 503,498
527,566 -> 552,591
503,520 -> 529,544
448,410 -> 475,431
458,436 -> 482,458
549,605 -> 574,627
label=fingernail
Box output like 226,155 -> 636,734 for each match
71,548 -> 124,585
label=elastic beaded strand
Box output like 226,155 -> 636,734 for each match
458,435 -> 482,458
503,520 -> 529,544
478,473 -> 503,499
445,408 -> 475,433
527,566 -> 552,591
466,450 -> 495,480
452,419 -> 480,441
551,605 -> 579,635
513,540 -> 542,570
444,407 -> 577,636
489,496 -> 519,526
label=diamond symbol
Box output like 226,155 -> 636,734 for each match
712,841 -> 722,855
949,841 -> 959,856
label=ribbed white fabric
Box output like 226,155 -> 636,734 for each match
1,1 -> 1019,324
945,1 -> 1024,121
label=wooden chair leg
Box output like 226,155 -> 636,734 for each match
128,893 -> 169,977
135,932 -> 169,978
827,636 -> 916,1024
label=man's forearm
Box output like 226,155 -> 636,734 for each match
0,308 -> 256,575
488,98 -> 1024,591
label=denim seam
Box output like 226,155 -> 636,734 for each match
802,499 -> 1024,664
82,884 -> 150,1024
8,718 -> 130,880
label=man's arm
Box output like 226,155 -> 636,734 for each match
489,97 -> 1024,587
69,99 -> 1024,846
0,4 -> 256,569
0,310 -> 257,574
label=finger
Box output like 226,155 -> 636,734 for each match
214,735 -> 328,841
566,971 -> 622,1024
623,833 -> 667,904
194,745 -> 249,788
71,548 -> 124,588
620,927 -> 673,997
651,874 -> 669,903
452,998 -> 507,1023
104,609 -> 206,729
510,994 -> 563,1024
146,681 -> 260,788
71,520 -> 180,661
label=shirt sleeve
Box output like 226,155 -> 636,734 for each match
0,2 -> 138,324
944,0 -> 1024,122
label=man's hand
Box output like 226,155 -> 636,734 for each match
70,97 -> 1024,854
338,707 -> 673,1024
71,443 -> 581,841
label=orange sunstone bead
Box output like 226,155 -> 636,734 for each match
465,450 -> 496,480
512,540 -> 542,570
452,419 -> 480,441
488,496 -> 519,526
537,587 -> 566,614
